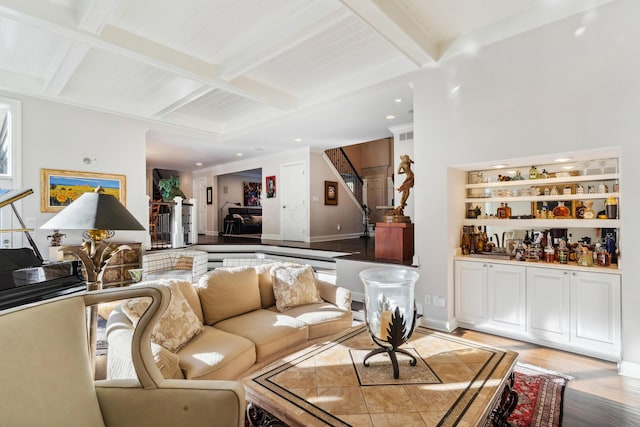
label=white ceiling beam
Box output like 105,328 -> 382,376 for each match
45,41 -> 91,95
0,0 -> 298,110
339,0 -> 439,66
152,86 -> 214,119
75,0 -> 120,34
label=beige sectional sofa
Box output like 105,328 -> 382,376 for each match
107,262 -> 352,381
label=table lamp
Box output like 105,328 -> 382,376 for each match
41,186 -> 145,373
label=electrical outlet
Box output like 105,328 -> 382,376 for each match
424,295 -> 431,305
434,296 -> 446,308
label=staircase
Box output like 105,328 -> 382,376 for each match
324,147 -> 363,206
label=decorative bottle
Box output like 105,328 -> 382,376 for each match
552,201 -> 570,218
583,200 -> 595,219
605,196 -> 618,219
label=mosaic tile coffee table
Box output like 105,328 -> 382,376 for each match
242,325 -> 518,427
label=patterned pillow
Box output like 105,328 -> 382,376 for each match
174,255 -> 194,271
122,280 -> 203,352
271,265 -> 322,312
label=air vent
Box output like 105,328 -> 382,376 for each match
399,131 -> 414,141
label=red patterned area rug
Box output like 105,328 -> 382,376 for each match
487,363 -> 570,427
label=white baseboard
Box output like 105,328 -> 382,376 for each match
420,316 -> 457,332
619,360 -> 640,379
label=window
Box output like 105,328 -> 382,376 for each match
0,97 -> 22,248
0,108 -> 9,175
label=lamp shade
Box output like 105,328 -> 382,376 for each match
41,191 -> 145,231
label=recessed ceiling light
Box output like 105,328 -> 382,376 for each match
574,26 -> 586,37
562,165 -> 575,170
394,98 -> 403,103
554,157 -> 573,163
451,85 -> 461,94
492,164 -> 508,169
236,153 -> 243,157
195,162 -> 202,166
386,114 -> 395,120
294,138 -> 302,142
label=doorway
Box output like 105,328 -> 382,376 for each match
280,161 -> 307,241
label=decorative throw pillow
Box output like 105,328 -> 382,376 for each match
122,280 -> 203,352
197,266 -> 261,325
250,215 -> 262,224
271,265 -> 322,312
174,255 -> 194,271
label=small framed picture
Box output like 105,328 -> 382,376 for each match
266,176 -> 276,198
206,186 -> 213,205
325,181 -> 338,205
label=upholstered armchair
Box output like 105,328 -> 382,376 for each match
142,249 -> 209,283
0,284 -> 244,427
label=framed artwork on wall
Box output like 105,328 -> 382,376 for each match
325,181 -> 338,205
243,181 -> 262,206
266,176 -> 276,198
206,186 -> 213,205
40,168 -> 126,213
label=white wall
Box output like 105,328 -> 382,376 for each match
6,92 -> 149,257
412,0 -> 640,367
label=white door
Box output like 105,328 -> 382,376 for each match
454,260 -> 488,325
571,271 -> 620,352
487,263 -> 526,333
526,267 -> 571,342
194,178 -> 207,235
281,162 -> 306,241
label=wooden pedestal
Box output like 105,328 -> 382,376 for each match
375,222 -> 414,262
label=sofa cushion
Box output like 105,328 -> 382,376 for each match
253,262 -> 282,308
122,280 -> 203,352
174,279 -> 204,323
271,265 -> 322,312
198,266 -> 261,325
174,255 -> 194,270
214,309 -> 308,361
177,326 -> 256,380
268,302 -> 353,339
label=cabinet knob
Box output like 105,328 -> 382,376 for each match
563,271 -> 568,275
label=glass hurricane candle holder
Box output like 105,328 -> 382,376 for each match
359,268 -> 419,379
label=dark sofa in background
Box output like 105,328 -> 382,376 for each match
226,207 -> 262,234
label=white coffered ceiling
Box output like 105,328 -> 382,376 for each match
0,0 -> 616,170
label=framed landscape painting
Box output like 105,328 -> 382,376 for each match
41,168 -> 126,212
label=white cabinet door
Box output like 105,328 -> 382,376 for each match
571,271 -> 621,353
454,260 -> 487,325
487,263 -> 526,333
526,267 -> 571,342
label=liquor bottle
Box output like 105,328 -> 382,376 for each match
605,196 -> 618,219
529,166 -> 539,179
557,240 -> 568,264
476,226 -> 485,252
523,231 -> 531,246
504,203 -> 512,218
575,200 -> 586,219
552,201 -> 570,218
583,200 -> 595,219
497,203 -> 506,219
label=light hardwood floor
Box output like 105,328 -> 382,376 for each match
451,329 -> 640,427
